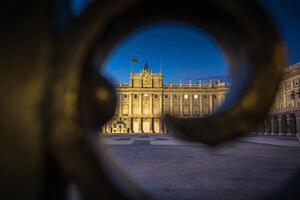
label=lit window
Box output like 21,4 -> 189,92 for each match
194,94 -> 198,99
184,94 -> 189,99
144,94 -> 148,97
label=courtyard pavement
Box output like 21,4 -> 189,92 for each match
100,134 -> 300,200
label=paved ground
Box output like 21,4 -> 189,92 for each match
100,134 -> 300,200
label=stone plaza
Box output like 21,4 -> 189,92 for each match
100,134 -> 300,200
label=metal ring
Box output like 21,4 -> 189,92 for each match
51,0 -> 286,199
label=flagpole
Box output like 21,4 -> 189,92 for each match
160,56 -> 162,74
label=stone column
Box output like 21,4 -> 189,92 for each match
139,94 -> 143,115
129,118 -> 133,133
267,118 -> 272,134
278,115 -> 283,135
264,119 -> 268,134
199,94 -> 202,116
150,94 -> 153,115
287,115 -> 292,136
180,94 -> 183,117
215,94 -> 219,111
270,117 -> 275,135
159,94 -> 163,114
209,94 -> 213,114
128,93 -> 132,115
170,93 -> 173,115
119,94 -> 122,116
190,94 -> 193,116
283,82 -> 286,107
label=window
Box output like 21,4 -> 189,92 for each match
155,94 -> 158,98
134,94 -> 138,98
294,79 -> 299,87
123,94 -> 127,99
184,94 -> 189,99
285,82 -> 291,90
165,94 -> 168,98
193,109 -> 199,116
174,94 -> 178,99
194,94 -> 198,99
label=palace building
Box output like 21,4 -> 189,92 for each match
101,63 -> 230,133
102,61 -> 300,136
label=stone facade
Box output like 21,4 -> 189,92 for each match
257,62 -> 300,137
101,63 -> 229,133
102,62 -> 300,136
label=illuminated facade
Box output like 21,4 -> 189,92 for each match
101,63 -> 229,133
258,61 -> 300,136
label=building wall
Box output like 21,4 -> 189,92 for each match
257,62 -> 300,136
102,67 -> 229,134
102,62 -> 300,135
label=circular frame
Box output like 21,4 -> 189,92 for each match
50,0 -> 287,199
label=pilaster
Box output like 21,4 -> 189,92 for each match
190,94 -> 192,116
199,94 -> 202,116
209,94 -> 213,114
180,94 -> 183,117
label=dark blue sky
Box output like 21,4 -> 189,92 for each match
102,23 -> 227,83
71,0 -> 300,84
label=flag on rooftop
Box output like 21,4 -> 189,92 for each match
131,56 -> 138,62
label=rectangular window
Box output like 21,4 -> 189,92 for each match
184,94 -> 189,99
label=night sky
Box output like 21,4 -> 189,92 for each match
71,0 -> 300,84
